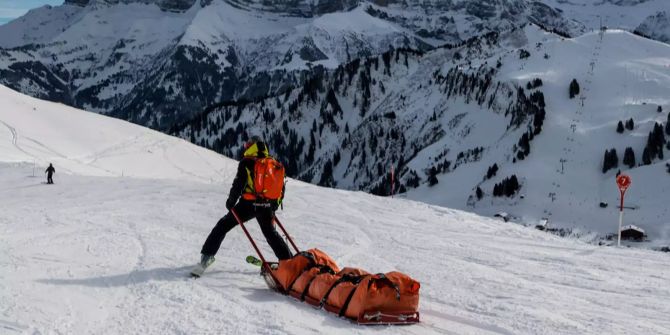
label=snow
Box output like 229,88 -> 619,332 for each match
2,85 -> 670,334
636,11 -> 670,43
405,26 -> 670,246
0,85 -> 235,182
544,0 -> 670,31
622,225 -> 645,233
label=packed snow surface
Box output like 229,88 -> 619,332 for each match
1,85 -> 670,334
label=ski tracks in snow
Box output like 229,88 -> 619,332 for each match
1,120 -> 31,158
3,166 -> 670,334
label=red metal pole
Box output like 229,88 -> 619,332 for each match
231,208 -> 273,273
273,216 -> 300,254
616,189 -> 626,247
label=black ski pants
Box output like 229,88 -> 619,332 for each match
47,173 -> 53,184
201,200 -> 292,260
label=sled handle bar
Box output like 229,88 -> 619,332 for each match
273,216 -> 300,254
230,209 -> 301,272
231,208 -> 274,274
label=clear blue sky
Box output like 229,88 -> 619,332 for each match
0,0 -> 63,25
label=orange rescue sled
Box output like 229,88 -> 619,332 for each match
231,209 -> 420,325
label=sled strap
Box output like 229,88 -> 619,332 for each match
320,274 -> 367,307
339,282 -> 363,317
231,208 -> 272,274
369,274 -> 401,300
286,252 -> 316,292
300,266 -> 336,301
273,216 -> 300,254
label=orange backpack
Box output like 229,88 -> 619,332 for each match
252,157 -> 285,200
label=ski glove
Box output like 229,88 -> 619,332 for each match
226,198 -> 236,211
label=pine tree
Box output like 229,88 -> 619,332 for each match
658,105 -> 663,113
611,149 -> 619,169
626,118 -> 635,130
506,175 -> 520,197
476,186 -> 483,200
623,147 -> 636,168
616,121 -> 625,133
518,132 -> 530,155
486,163 -> 499,179
428,167 -> 439,186
333,150 -> 341,166
320,160 -> 334,186
602,149 -> 619,173
642,147 -> 652,165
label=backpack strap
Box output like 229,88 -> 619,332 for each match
243,157 -> 258,196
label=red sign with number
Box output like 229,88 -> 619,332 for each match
617,174 -> 631,192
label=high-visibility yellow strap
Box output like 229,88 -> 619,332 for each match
245,167 -> 254,194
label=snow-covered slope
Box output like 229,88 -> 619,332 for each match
176,25 -> 670,244
0,84 -> 236,182
2,84 -> 670,334
545,0 -> 669,32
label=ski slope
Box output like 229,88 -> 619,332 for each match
1,85 -> 670,334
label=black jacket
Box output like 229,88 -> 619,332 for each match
227,141 -> 270,205
227,157 -> 256,204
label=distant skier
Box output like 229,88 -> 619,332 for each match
193,137 -> 291,276
45,163 -> 55,184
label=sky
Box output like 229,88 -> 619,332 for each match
0,0 -> 63,25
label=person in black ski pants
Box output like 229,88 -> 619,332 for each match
199,138 -> 292,268
45,163 -> 55,184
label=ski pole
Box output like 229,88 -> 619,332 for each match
273,216 -> 300,254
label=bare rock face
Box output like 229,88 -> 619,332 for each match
64,0 -> 200,12
223,0 -> 360,17
64,0 -> 91,6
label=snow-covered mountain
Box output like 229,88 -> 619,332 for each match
175,25 -> 670,242
636,11 -> 670,43
1,0 -> 669,239
0,0 -> 428,130
2,84 -> 670,334
0,0 -> 667,131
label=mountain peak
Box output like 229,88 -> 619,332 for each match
63,0 -> 202,12
222,0 -> 360,17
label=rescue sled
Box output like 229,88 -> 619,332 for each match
231,209 -> 420,325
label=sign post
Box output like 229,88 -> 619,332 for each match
616,174 -> 631,247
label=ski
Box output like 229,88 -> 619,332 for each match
246,255 -> 262,267
190,264 -> 206,278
